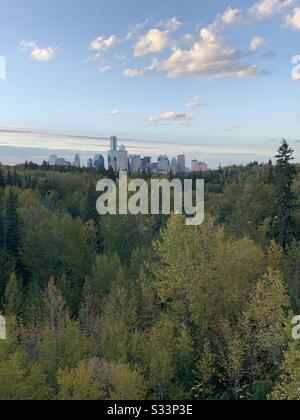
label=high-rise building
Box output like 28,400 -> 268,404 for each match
94,154 -> 105,171
177,155 -> 186,174
110,136 -> 118,151
108,136 -> 119,171
117,145 -> 128,171
141,156 -> 151,174
129,155 -> 141,174
87,158 -> 93,168
157,155 -> 170,174
73,153 -> 81,168
171,158 -> 178,175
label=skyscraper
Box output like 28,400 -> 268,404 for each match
129,155 -> 141,174
117,145 -> 128,171
73,153 -> 81,168
110,136 -> 118,151
157,155 -> 170,174
177,155 -> 186,174
94,154 -> 105,171
108,136 -> 118,171
171,157 -> 178,175
141,156 -> 151,174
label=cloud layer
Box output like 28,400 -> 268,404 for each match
20,40 -> 58,61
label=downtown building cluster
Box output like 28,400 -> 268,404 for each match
48,136 -> 208,175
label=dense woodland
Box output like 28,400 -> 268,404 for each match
1,140 -> 300,400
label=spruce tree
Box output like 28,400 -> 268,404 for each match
270,139 -> 297,250
0,165 -> 5,189
5,189 -> 21,259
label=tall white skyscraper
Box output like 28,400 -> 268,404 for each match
117,145 -> 128,171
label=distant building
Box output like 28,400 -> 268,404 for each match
55,157 -> 66,166
151,162 -> 158,173
49,155 -> 58,166
117,145 -> 128,171
94,154 -> 105,171
171,158 -> 178,175
141,156 -> 151,174
177,155 -> 186,174
129,155 -> 141,174
108,136 -> 118,171
192,160 -> 208,173
87,158 -> 93,168
73,153 -> 81,168
157,155 -> 169,174
110,136 -> 118,151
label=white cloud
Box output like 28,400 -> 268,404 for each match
146,112 -> 194,125
220,7 -> 243,25
108,109 -> 120,116
90,35 -> 118,52
158,28 -> 258,79
99,65 -> 111,73
158,17 -> 182,32
125,28 -> 259,79
20,40 -> 58,61
133,29 -> 170,57
250,36 -> 265,52
186,96 -> 208,107
209,7 -> 243,31
285,7 -> 300,29
249,0 -> 295,21
123,59 -> 158,77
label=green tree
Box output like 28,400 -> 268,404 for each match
270,139 -> 297,249
57,361 -> 102,400
4,272 -> 23,318
269,345 -> 300,400
5,189 -> 21,259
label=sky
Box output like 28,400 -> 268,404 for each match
0,0 -> 300,168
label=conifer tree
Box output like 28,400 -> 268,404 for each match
270,139 -> 297,249
5,189 -> 21,259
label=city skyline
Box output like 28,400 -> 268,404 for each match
47,136 -> 209,175
0,0 -> 300,167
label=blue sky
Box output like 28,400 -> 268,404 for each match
0,0 -> 300,167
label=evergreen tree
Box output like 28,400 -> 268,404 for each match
0,166 -> 5,189
5,189 -> 21,259
270,139 -> 297,249
6,170 -> 13,186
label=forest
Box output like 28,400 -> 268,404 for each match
0,139 -> 300,400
